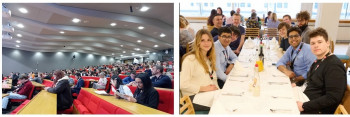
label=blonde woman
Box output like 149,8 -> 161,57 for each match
180,29 -> 219,111
267,13 -> 280,28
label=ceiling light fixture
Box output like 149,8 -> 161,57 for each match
18,8 -> 28,14
72,18 -> 81,23
138,26 -> 144,30
16,24 -> 24,28
60,31 -> 65,34
132,53 -> 135,55
140,6 -> 149,12
153,52 -> 156,54
120,55 -> 123,56
160,33 -> 166,37
16,40 -> 21,43
120,45 -> 123,47
110,23 -> 116,26
154,45 -> 158,47
123,51 -> 126,53
137,40 -> 142,43
135,48 -> 140,51
17,34 -> 22,37
16,45 -> 20,48
146,50 -> 150,53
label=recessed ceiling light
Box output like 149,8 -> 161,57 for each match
153,52 -> 156,54
140,6 -> 150,12
132,53 -> 135,55
17,34 -> 22,37
160,33 -> 166,37
110,23 -> 116,26
72,18 -> 81,23
18,8 -> 28,14
135,48 -> 140,51
120,55 -> 123,57
16,45 -> 20,48
123,51 -> 126,53
112,53 -> 115,55
146,50 -> 150,53
120,45 -> 123,47
138,26 -> 144,30
17,24 -> 24,28
137,40 -> 142,43
60,31 -> 65,34
154,45 -> 158,47
16,40 -> 21,43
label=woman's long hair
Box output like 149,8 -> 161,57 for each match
135,73 -> 153,92
272,13 -> 278,22
182,29 -> 216,74
53,70 -> 64,86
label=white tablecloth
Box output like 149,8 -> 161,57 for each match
209,40 -> 300,114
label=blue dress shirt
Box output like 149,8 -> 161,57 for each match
214,41 -> 238,82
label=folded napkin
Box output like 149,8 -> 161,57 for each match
293,87 -> 310,103
193,90 -> 221,107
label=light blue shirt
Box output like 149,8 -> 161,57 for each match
276,42 -> 316,79
214,41 -> 238,82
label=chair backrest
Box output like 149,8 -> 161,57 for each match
27,85 -> 35,99
263,28 -> 279,39
179,95 -> 195,114
330,39 -> 335,53
335,85 -> 350,114
204,25 -> 214,32
245,28 -> 260,39
186,41 -> 194,53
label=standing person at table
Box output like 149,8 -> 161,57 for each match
217,7 -> 226,26
226,13 -> 246,55
44,70 -> 73,111
267,13 -> 280,28
296,11 -> 312,44
151,65 -> 172,89
278,22 -> 291,51
2,74 -> 33,111
214,27 -> 238,89
277,27 -> 316,86
71,73 -> 84,94
124,73 -> 159,109
297,27 -> 347,114
210,14 -> 223,37
92,72 -> 107,90
180,29 -> 219,97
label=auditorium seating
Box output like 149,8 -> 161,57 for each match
73,89 -> 132,114
127,86 -> 174,114
10,85 -> 35,103
10,100 -> 31,114
42,79 -> 53,87
118,75 -> 128,80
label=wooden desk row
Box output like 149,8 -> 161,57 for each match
82,88 -> 169,114
17,90 -> 57,114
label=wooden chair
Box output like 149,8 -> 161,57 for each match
245,28 -> 260,39
180,95 -> 195,114
263,28 -> 279,39
332,40 -> 350,70
186,41 -> 194,53
203,25 -> 214,32
334,85 -> 350,114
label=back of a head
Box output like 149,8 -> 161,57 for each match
19,74 -> 29,80
75,72 -> 81,78
229,26 -> 241,36
230,10 -> 235,16
251,12 -> 257,19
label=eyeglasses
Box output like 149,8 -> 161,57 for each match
288,34 -> 300,39
220,35 -> 232,39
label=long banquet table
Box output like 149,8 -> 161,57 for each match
209,39 -> 300,114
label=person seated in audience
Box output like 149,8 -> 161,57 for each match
45,70 -> 73,111
30,73 -> 43,84
124,73 -> 159,109
214,27 -> 238,89
210,14 -> 223,37
277,27 -> 316,86
107,70 -> 119,93
180,29 -> 219,111
71,73 -> 84,94
44,72 -> 52,80
267,13 -> 280,28
92,72 -> 107,90
2,74 -> 34,111
246,12 -> 261,29
67,73 -> 75,87
226,13 -> 246,55
296,11 -> 312,44
264,11 -> 272,26
151,65 -> 172,89
278,22 -> 291,51
11,72 -> 19,89
122,71 -> 137,85
283,14 -> 294,26
226,10 -> 235,25
297,27 -> 347,114
207,9 -> 217,26
144,65 -> 152,77
112,77 -> 133,99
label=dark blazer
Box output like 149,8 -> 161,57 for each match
72,78 -> 85,94
303,55 -> 347,114
47,79 -> 73,111
134,87 -> 159,109
151,75 -> 172,89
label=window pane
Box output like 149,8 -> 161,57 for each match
340,3 -> 349,19
277,3 -> 282,8
227,3 -> 231,7
264,3 -> 268,8
204,3 -> 208,7
284,3 -> 288,8
247,3 -> 251,7
240,3 -> 245,7
312,3 -> 318,19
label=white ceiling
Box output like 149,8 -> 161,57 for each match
2,3 -> 174,58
